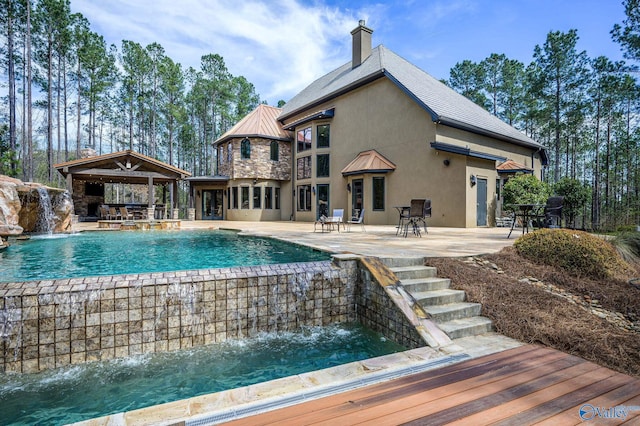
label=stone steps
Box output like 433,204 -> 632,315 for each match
385,258 -> 493,341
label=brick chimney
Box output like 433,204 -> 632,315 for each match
351,20 -> 373,69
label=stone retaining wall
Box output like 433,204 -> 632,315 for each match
0,255 -> 424,374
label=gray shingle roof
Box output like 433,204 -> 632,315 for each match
279,45 -> 544,151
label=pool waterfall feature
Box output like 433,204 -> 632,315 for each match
0,175 -> 74,238
0,255 -> 442,374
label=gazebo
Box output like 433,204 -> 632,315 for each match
55,150 -> 191,221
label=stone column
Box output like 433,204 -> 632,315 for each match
172,208 -> 179,219
188,208 -> 196,221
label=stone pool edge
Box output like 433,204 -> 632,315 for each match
73,345 -> 464,426
73,333 -> 524,426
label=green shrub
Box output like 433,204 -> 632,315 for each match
503,174 -> 551,206
553,177 -> 590,227
513,229 -> 630,279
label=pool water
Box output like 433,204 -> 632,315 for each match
0,323 -> 405,425
0,230 -> 330,282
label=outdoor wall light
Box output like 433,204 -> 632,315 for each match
347,183 -> 351,192
126,160 -> 131,169
312,187 -> 316,195
443,159 -> 450,166
470,174 -> 477,187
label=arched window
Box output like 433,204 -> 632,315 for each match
241,138 -> 251,159
270,140 -> 279,161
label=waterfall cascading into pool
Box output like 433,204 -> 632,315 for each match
35,187 -> 56,234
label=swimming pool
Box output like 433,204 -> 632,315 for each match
0,323 -> 405,425
0,230 -> 330,282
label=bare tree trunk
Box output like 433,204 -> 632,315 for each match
26,0 -> 33,182
22,40 -> 27,181
7,3 -> 17,174
63,55 -> 69,161
47,30 -> 54,182
57,52 -> 62,168
592,96 -> 601,230
76,57 -> 82,157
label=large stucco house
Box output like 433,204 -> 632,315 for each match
190,21 -> 547,227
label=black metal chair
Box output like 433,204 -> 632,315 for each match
404,199 -> 430,237
542,196 -> 564,228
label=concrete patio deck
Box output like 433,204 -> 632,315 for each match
74,220 -> 517,258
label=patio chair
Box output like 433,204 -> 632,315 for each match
346,209 -> 365,232
99,205 -> 110,220
542,196 -> 564,228
404,199 -> 429,237
120,206 -> 134,221
326,209 -> 344,231
108,206 -> 121,220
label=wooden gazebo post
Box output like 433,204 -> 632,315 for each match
147,176 -> 155,220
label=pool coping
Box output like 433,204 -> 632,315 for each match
75,347 -> 461,425
73,333 -> 522,425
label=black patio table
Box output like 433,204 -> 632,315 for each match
394,206 -> 410,236
506,203 -> 543,238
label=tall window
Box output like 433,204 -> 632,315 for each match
297,127 -> 311,152
219,145 -> 224,164
270,141 -> 279,161
241,138 -> 251,159
297,156 -> 311,179
227,142 -> 232,163
317,124 -> 330,148
297,185 -> 312,211
241,186 -> 249,208
264,187 -> 273,209
253,187 -> 261,209
232,187 -> 238,209
275,188 -> 281,209
317,154 -> 330,177
373,177 -> 385,210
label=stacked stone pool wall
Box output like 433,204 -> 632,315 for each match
0,255 -> 425,373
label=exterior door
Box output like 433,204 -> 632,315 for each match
317,184 -> 329,219
202,190 -> 224,220
476,178 -> 487,226
352,179 -> 364,218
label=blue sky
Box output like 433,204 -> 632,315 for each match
71,0 -> 628,106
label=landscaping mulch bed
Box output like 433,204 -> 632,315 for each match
426,246 -> 640,378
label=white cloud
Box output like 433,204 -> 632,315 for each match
71,0 -> 363,104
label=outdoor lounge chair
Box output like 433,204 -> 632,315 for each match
99,205 -> 110,220
346,209 -> 365,232
108,207 -> 121,220
120,206 -> 134,221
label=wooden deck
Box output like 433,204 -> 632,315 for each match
222,345 -> 640,425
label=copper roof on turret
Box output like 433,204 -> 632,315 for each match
214,104 -> 291,145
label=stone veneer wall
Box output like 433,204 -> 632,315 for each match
355,263 -> 425,349
0,255 -> 425,374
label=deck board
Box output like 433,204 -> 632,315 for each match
221,345 -> 640,426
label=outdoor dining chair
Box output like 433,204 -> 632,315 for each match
403,199 -> 429,237
346,209 -> 365,232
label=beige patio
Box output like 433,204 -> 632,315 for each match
73,221 -> 516,258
